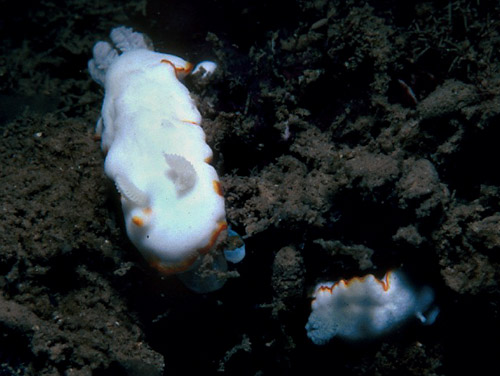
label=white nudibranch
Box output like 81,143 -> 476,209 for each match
306,270 -> 438,345
88,26 -> 245,293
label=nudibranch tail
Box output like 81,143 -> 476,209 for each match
148,253 -> 200,276
415,286 -> 440,325
177,252 -> 229,293
223,228 -> 246,264
115,174 -> 149,207
164,153 -> 197,196
417,306 -> 440,326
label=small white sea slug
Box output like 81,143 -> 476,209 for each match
306,270 -> 438,344
88,26 -> 244,293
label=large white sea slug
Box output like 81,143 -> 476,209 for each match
306,270 -> 438,344
88,26 -> 244,293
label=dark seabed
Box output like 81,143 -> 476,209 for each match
1,0 -> 500,375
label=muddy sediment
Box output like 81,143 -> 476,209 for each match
1,0 -> 499,374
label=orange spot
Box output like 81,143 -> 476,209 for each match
318,285 -> 334,294
198,220 -> 228,255
132,216 -> 144,227
149,254 -> 199,275
143,207 -> 152,215
204,156 -> 213,164
182,119 -> 199,125
316,271 -> 394,296
378,270 -> 392,291
147,221 -> 228,275
178,62 -> 194,76
160,58 -> 174,67
213,180 -> 223,197
160,59 -> 193,79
